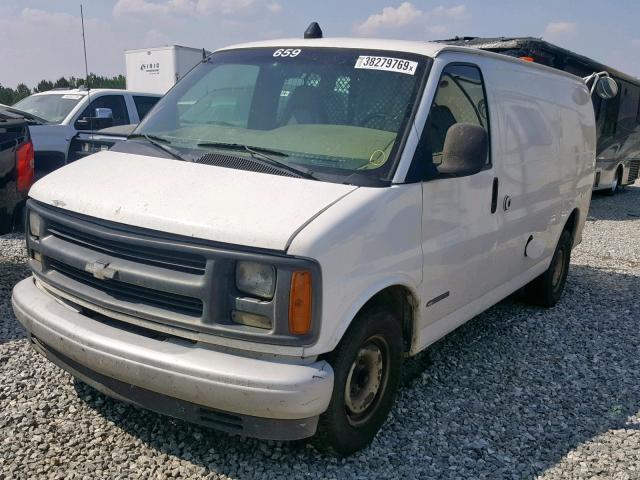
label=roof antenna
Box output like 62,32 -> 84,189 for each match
80,4 -> 93,137
304,22 -> 323,39
202,48 -> 207,61
80,5 -> 90,91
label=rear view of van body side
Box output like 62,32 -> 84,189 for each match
12,38 -> 596,455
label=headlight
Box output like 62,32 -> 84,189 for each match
235,261 -> 276,299
29,211 -> 42,238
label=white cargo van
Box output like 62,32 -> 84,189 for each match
13,32 -> 611,454
125,45 -> 212,95
11,89 -> 161,173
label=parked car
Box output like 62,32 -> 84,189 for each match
0,108 -> 34,234
11,89 -> 160,174
13,32 -> 612,454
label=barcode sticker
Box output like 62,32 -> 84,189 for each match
355,56 -> 418,75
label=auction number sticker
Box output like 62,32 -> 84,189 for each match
355,56 -> 418,75
273,48 -> 302,57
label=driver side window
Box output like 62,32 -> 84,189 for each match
424,64 -> 489,171
75,95 -> 129,130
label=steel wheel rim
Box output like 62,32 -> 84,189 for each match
552,248 -> 565,292
344,336 -> 389,426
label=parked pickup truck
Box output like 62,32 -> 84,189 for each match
11,89 -> 160,174
0,108 -> 34,233
12,30 -> 615,454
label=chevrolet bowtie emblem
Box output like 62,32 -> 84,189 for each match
84,260 -> 117,280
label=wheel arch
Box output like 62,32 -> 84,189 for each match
564,207 -> 580,248
329,281 -> 421,356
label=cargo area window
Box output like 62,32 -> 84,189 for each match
423,64 -> 490,173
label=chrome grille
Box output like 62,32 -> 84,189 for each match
27,199 -> 321,347
48,259 -> 204,317
47,220 -> 206,275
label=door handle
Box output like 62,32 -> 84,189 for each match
491,177 -> 499,214
503,195 -> 512,211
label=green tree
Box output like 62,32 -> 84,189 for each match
0,84 -> 15,105
1,74 -> 129,107
54,77 -> 71,89
14,84 -> 31,102
35,80 -> 54,93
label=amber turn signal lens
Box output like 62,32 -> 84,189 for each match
289,271 -> 312,335
519,56 -> 535,62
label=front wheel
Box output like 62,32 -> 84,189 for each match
605,168 -> 622,196
314,306 -> 403,455
523,229 -> 572,307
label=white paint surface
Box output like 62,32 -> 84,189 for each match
29,151 -> 358,251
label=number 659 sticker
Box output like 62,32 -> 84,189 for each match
273,48 -> 302,58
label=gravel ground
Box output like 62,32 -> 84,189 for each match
1,186 -> 639,479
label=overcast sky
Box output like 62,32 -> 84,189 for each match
1,0 -> 639,89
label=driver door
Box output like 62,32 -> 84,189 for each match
418,62 -> 501,338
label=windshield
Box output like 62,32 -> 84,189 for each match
13,93 -> 84,123
134,47 -> 429,184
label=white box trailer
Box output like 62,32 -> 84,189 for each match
125,45 -> 210,94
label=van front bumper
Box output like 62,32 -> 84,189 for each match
12,277 -> 334,440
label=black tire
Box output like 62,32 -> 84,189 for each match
523,229 -> 572,307
314,305 -> 403,455
11,203 -> 26,233
604,168 -> 622,196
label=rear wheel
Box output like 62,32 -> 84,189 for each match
314,305 -> 403,455
523,229 -> 572,307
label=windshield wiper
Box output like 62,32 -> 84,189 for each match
196,142 -> 317,180
197,142 -> 288,157
128,133 -> 187,162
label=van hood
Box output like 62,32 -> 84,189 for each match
29,151 -> 358,251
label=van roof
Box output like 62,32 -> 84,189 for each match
218,37 -> 585,83
30,88 -> 161,97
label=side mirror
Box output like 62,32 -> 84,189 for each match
75,118 -> 90,129
95,108 -> 113,119
595,77 -> 618,99
438,123 -> 488,176
75,109 -> 114,130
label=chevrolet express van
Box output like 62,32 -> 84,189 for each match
13,32 -> 609,454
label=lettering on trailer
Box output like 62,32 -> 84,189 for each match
140,62 -> 161,75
